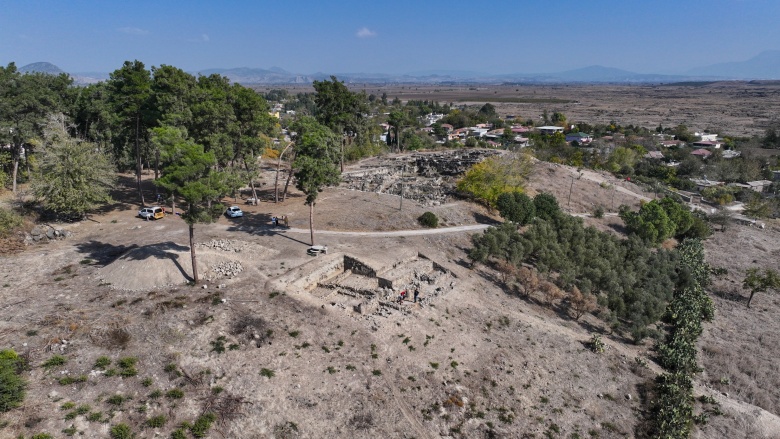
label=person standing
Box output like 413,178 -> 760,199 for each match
413,289 -> 419,303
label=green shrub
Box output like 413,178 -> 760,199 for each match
418,211 -> 439,228
260,368 -> 275,379
146,415 -> 167,428
42,355 -> 67,368
190,413 -> 216,438
0,208 -> 23,238
58,375 -> 87,385
117,357 -> 137,369
165,389 -> 184,399
93,356 -> 111,370
109,423 -> 133,439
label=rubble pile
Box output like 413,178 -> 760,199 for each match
205,261 -> 244,281
25,225 -> 72,244
196,239 -> 246,253
341,149 -> 502,206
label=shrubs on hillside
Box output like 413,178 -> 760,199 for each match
418,212 -> 438,228
470,212 -> 678,341
0,349 -> 27,412
619,197 -> 695,244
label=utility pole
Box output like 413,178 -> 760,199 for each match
399,163 -> 406,211
567,172 -> 582,209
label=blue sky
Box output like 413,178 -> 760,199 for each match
1,0 -> 777,75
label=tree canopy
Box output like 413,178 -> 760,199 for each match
456,153 -> 533,207
30,115 -> 116,219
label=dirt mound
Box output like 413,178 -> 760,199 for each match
96,240 -> 278,291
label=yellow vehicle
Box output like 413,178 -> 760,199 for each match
138,206 -> 165,220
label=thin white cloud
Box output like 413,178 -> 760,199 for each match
201,34 -> 210,42
118,27 -> 150,36
356,27 -> 377,38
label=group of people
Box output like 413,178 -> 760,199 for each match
398,289 -> 420,305
271,215 -> 289,227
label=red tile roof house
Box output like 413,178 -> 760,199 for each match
511,125 -> 531,133
440,124 -> 454,132
690,148 -> 713,158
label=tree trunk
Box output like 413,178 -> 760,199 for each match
189,222 -> 198,284
275,142 -> 293,203
747,291 -> 756,308
244,159 -> 258,205
282,168 -> 293,202
309,202 -> 315,246
154,148 -> 160,198
135,114 -> 145,206
11,153 -> 19,194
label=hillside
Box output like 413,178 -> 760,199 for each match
0,156 -> 778,438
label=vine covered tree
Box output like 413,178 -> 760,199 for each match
30,115 -> 116,219
456,153 -> 533,207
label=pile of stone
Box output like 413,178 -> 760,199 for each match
196,239 -> 246,253
341,149 -> 504,207
205,261 -> 243,280
25,225 -> 72,244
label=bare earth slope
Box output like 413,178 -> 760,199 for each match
1,157 -> 778,438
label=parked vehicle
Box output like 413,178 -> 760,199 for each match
226,206 -> 244,218
307,245 -> 328,256
138,206 -> 165,220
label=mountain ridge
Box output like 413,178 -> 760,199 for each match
18,50 -> 780,85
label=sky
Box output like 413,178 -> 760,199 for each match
1,0 -> 778,75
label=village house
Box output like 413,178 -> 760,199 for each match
659,139 -> 685,148
692,140 -> 723,149
537,126 -> 564,135
565,132 -> 593,144
644,151 -> 665,160
690,148 -> 713,158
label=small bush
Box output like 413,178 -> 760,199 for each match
418,212 -> 439,228
593,205 -> 605,219
58,375 -> 87,385
60,401 -> 76,410
117,357 -> 137,369
190,413 -> 216,438
93,356 -> 111,370
109,423 -> 133,439
145,415 -> 167,428
42,355 -> 67,368
87,412 -> 103,422
141,377 -> 153,387
106,395 -> 126,406
260,368 -> 275,378
0,208 -> 23,238
165,389 -> 184,399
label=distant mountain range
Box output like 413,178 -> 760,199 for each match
18,50 -> 780,85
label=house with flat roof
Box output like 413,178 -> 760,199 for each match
537,126 -> 564,135
565,132 -> 593,144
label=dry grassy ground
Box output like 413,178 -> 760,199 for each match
258,82 -> 780,138
1,155 -> 779,438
